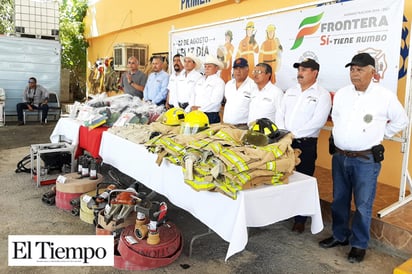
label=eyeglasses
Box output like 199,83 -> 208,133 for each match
253,70 -> 265,75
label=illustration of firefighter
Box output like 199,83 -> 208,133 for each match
258,24 -> 283,83
236,21 -> 259,78
218,30 -> 235,83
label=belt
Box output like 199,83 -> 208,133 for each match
335,147 -> 372,159
233,123 -> 248,129
178,102 -> 188,109
294,137 -> 317,143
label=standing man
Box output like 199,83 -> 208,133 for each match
121,56 -> 147,99
275,58 -> 331,233
236,21 -> 259,79
16,77 -> 49,125
166,53 -> 184,109
223,57 -> 256,127
190,54 -> 225,124
319,53 -> 408,263
174,53 -> 202,112
248,62 -> 283,125
143,56 -> 170,106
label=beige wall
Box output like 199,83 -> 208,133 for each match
84,0 -> 412,189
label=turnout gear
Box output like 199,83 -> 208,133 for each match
180,110 -> 209,135
161,107 -> 186,126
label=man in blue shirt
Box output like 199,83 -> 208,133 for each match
143,56 -> 170,105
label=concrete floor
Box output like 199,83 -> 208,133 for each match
0,120 -> 408,273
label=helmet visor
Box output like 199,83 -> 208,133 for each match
180,123 -> 203,135
242,131 -> 269,146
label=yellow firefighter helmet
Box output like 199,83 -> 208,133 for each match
180,110 -> 209,135
245,21 -> 255,29
161,107 -> 186,126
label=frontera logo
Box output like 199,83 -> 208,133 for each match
291,13 -> 324,50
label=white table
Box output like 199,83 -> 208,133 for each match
99,131 -> 324,261
49,117 -> 82,145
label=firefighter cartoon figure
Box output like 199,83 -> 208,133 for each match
236,21 -> 259,78
258,24 -> 283,83
218,30 -> 235,83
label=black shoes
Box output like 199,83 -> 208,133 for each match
348,247 -> 366,263
291,222 -> 305,233
320,237 -> 366,263
17,121 -> 24,126
319,236 -> 349,248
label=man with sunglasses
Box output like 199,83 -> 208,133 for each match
121,56 -> 147,99
16,77 -> 49,125
248,62 -> 283,125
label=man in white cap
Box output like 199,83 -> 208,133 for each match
173,53 -> 202,112
189,54 -> 225,124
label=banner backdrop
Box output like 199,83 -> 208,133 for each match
169,0 -> 405,93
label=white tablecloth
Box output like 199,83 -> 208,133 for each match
49,117 -> 82,145
99,131 -> 324,260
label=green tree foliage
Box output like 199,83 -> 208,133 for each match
60,0 -> 89,101
0,0 -> 14,34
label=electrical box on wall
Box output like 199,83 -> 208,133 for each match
113,43 -> 148,71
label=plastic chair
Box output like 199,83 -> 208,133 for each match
47,92 -> 62,121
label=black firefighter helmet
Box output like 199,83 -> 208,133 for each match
242,118 -> 289,146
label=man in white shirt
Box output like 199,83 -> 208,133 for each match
223,57 -> 256,127
319,52 -> 408,263
166,53 -> 184,109
173,53 -> 202,112
276,58 -> 331,233
190,54 -> 225,124
248,62 -> 283,125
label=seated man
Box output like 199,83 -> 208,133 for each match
16,77 -> 49,125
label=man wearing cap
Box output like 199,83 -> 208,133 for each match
166,53 -> 184,109
173,53 -> 203,112
248,62 -> 283,125
223,57 -> 256,127
319,52 -> 408,263
189,54 -> 225,124
143,55 -> 170,106
275,58 -> 331,233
